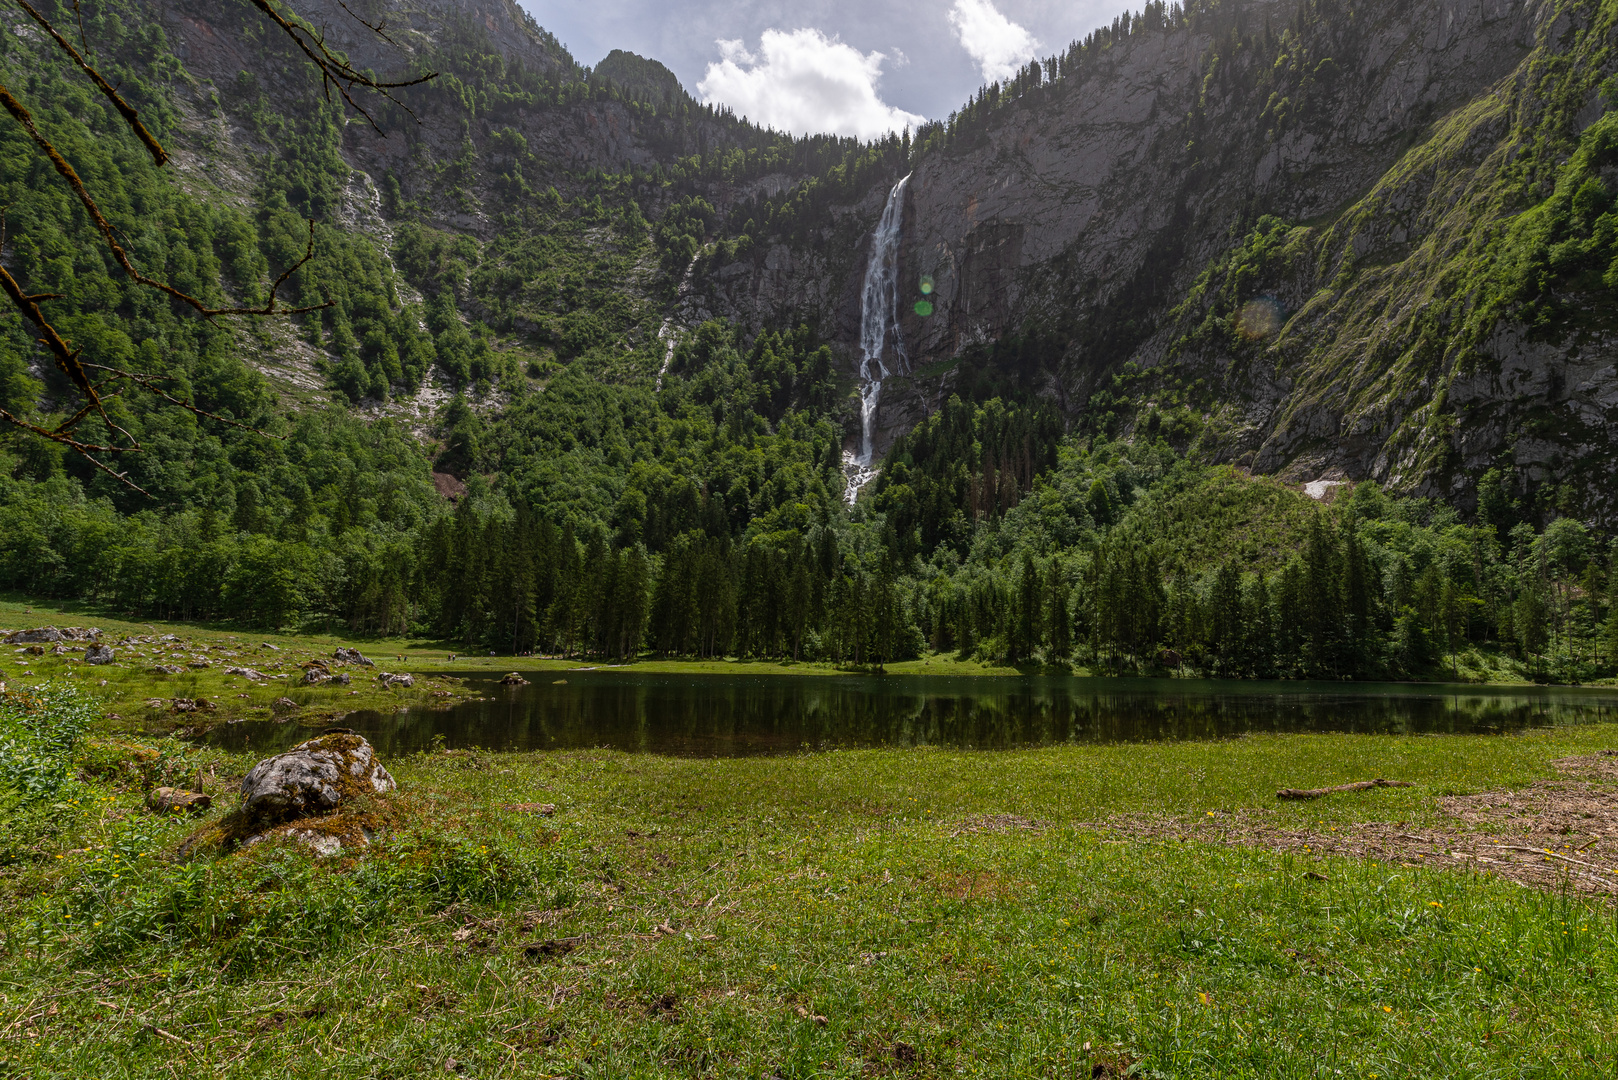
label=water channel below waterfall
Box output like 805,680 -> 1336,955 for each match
199,672 -> 1618,758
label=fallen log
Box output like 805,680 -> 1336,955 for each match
1277,778 -> 1412,800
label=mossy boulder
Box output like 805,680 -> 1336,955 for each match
239,733 -> 396,825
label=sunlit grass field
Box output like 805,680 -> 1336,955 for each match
3,720 -> 1616,1078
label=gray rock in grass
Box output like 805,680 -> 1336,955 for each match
239,732 -> 396,824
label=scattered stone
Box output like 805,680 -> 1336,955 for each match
239,732 -> 396,824
270,697 -> 300,713
4,629 -> 58,644
50,644 -> 68,656
331,672 -> 351,686
170,698 -> 217,713
225,666 -> 269,680
301,668 -> 330,686
378,672 -> 415,689
143,698 -> 166,709
300,659 -> 330,672
84,644 -> 115,665
187,661 -> 210,670
333,647 -> 374,667
500,672 -> 530,686
147,787 -> 212,814
23,645 -> 43,656
260,643 -> 279,651
3,626 -> 99,644
150,665 -> 186,675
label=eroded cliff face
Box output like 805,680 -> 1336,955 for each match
699,0 -> 1618,520
154,0 -> 795,230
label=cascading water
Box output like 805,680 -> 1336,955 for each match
856,174 -> 911,465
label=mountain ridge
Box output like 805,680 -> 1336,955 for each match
691,0 -> 1618,524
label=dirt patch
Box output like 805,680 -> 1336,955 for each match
431,471 -> 467,501
950,813 -> 1044,836
938,871 -> 1023,901
1090,753 -> 1618,897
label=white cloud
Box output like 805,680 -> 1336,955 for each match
947,0 -> 1039,83
697,28 -> 924,140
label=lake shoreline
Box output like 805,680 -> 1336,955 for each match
2,596 -> 1598,746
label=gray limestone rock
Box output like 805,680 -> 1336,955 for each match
239,733 -> 396,824
84,644 -> 115,665
7,629 -> 60,644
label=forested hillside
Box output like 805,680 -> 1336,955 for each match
2,0 -> 1616,683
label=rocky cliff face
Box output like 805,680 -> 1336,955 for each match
154,0 -> 795,228
698,0 -> 1618,521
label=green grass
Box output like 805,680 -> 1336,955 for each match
0,596 -> 488,729
3,721 -> 1617,1077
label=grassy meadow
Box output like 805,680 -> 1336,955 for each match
1,600 -> 1616,1077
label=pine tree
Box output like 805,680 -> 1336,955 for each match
1045,557 -> 1072,662
1013,551 -> 1042,663
1208,561 -> 1242,676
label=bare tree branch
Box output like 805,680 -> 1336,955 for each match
335,0 -> 400,48
1,83 -> 333,318
0,406 -> 149,496
0,0 -> 432,493
80,363 -> 289,440
246,0 -> 437,133
13,0 -> 168,165
0,250 -> 107,424
69,0 -> 87,51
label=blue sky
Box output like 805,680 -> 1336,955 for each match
519,0 -> 1135,138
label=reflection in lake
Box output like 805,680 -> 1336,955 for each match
197,673 -> 1618,758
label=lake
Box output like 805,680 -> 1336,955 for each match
196,671 -> 1618,758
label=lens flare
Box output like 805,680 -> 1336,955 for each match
1235,297 -> 1286,341
913,300 -> 934,317
919,275 -> 934,295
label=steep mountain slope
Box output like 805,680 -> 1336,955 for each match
6,0 -> 1617,679
700,0 -> 1618,523
6,0 -> 1617,525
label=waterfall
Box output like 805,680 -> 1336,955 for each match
856,174 -> 911,465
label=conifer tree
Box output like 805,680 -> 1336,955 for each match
1045,557 -> 1072,662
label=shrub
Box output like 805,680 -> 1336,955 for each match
0,681 -> 97,803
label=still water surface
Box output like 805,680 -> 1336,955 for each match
198,672 -> 1618,758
